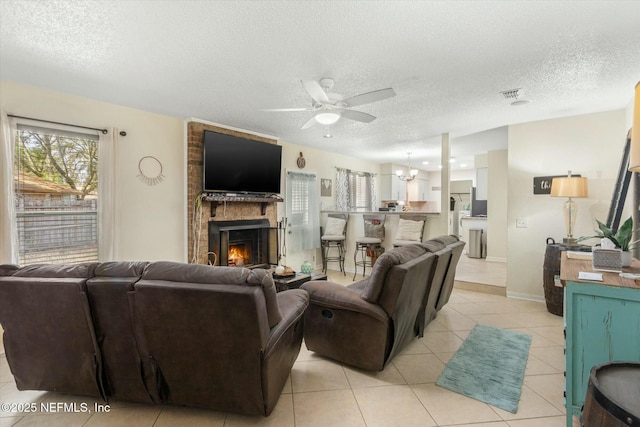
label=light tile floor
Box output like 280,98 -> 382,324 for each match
456,255 -> 507,288
0,271 -> 576,427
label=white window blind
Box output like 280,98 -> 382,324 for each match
349,172 -> 372,211
336,168 -> 376,212
285,171 -> 320,251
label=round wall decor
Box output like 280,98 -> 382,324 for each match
137,156 -> 165,185
297,152 -> 306,169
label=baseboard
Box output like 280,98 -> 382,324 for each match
506,291 -> 545,303
485,256 -> 507,263
454,280 -> 506,296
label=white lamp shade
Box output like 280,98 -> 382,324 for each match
629,81 -> 640,172
315,112 -> 340,125
550,176 -> 588,198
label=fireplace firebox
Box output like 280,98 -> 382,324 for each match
208,219 -> 278,268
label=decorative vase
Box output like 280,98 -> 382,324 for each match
621,251 -> 632,267
301,260 -> 312,274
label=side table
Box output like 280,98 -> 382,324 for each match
273,272 -> 327,292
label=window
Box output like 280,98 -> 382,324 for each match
336,168 -> 377,211
14,124 -> 99,265
349,172 -> 373,211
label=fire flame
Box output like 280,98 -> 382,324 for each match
228,246 -> 250,266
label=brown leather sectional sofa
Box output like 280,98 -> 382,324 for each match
0,235 -> 463,414
0,261 -> 308,416
301,235 -> 465,371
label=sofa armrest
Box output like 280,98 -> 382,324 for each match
300,281 -> 388,324
264,289 -> 309,357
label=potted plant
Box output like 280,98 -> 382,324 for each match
579,217 -> 637,266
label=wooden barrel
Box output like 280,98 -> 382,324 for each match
543,240 -> 591,316
582,362 -> 640,427
543,241 -> 568,316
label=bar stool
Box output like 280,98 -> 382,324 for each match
353,214 -> 386,280
392,213 -> 427,247
321,213 -> 348,275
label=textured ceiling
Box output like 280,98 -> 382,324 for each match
1,1 -> 639,171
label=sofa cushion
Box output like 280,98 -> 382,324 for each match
434,235 -> 459,245
365,222 -> 385,239
420,240 -> 446,253
95,261 -> 148,277
323,217 -> 346,236
395,218 -> 424,242
361,245 -> 427,303
142,262 -> 282,327
0,264 -> 19,276
13,262 -> 98,278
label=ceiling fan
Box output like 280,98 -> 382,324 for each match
262,78 -> 396,129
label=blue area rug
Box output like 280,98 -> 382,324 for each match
436,324 -> 532,413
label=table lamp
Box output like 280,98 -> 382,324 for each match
551,171 -> 588,245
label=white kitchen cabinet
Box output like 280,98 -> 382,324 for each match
408,178 -> 428,201
381,174 -> 407,201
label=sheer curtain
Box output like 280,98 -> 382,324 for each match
0,111 -> 18,264
335,167 -> 350,211
370,173 -> 377,210
285,171 -> 320,251
98,128 -> 118,261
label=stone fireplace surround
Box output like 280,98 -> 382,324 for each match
187,121 -> 279,265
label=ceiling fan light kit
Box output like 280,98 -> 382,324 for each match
262,78 -> 396,130
315,112 -> 341,125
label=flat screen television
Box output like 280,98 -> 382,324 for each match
202,130 -> 282,195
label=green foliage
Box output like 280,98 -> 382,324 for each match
578,217 -> 637,251
15,130 -> 98,198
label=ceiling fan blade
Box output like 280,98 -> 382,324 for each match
342,88 -> 396,107
300,116 -> 318,130
301,80 -> 329,104
339,109 -> 376,123
260,107 -> 316,112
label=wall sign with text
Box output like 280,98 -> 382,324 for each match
533,174 -> 581,195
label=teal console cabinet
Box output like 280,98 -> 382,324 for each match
561,253 -> 640,427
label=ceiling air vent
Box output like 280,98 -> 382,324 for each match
499,88 -> 531,106
500,88 -> 522,100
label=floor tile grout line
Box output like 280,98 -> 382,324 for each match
523,372 -> 568,413
406,382 -> 439,426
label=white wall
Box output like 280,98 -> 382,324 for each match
487,149 -> 508,261
507,109 -> 629,300
1,81 -> 185,261
278,140 -> 382,271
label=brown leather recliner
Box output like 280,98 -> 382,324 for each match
0,263 -> 105,398
416,239 -> 450,336
132,262 -> 308,416
414,235 -> 466,336
432,235 -> 466,311
85,261 -> 159,404
301,245 -> 437,371
0,261 -> 308,417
